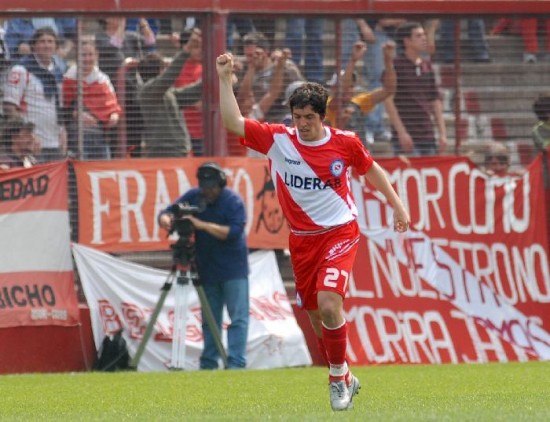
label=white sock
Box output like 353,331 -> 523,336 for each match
329,361 -> 348,378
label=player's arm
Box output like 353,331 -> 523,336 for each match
216,53 -> 245,137
365,161 -> 410,232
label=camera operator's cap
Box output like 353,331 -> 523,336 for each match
197,162 -> 225,189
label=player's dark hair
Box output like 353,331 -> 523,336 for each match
394,21 -> 423,50
533,93 -> 550,122
288,82 -> 328,120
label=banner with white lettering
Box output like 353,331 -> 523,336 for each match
73,157 -> 289,251
0,161 -> 79,328
346,155 -> 550,364
73,154 -> 550,364
72,243 -> 312,371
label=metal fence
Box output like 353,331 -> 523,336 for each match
1,13 -> 549,270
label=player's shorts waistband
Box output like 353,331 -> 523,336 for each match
290,219 -> 356,236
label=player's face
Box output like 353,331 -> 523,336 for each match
291,105 -> 324,142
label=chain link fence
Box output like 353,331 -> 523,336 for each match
1,14 -> 549,276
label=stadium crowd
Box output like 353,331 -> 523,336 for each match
0,15 -> 549,170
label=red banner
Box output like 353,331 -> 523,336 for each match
0,161 -> 80,328
347,154 -> 550,364
73,155 -> 550,363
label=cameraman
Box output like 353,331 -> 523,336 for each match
158,162 -> 249,369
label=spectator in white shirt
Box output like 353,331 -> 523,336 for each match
2,26 -> 66,162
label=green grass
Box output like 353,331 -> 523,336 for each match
1,361 -> 550,421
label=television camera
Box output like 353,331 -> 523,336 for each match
166,202 -> 204,270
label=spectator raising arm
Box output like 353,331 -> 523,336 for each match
369,41 -> 397,104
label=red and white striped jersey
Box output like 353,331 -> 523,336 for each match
242,119 -> 374,233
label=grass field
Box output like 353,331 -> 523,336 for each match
2,361 -> 550,421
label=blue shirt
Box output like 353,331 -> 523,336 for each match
161,187 -> 249,284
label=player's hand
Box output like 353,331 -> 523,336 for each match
216,53 -> 234,79
393,203 -> 410,233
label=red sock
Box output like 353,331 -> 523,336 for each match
316,336 -> 329,368
322,322 -> 348,382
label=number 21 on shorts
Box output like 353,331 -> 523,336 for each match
323,268 -> 349,291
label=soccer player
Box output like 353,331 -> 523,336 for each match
216,53 -> 410,411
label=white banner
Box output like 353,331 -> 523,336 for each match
72,243 -> 312,371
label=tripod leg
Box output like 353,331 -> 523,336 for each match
195,284 -> 229,369
171,274 -> 191,370
130,271 -> 175,369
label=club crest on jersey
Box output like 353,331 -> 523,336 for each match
330,159 -> 345,177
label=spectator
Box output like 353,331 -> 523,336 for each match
253,18 -> 277,49
362,19 -> 406,143
339,18 -> 405,143
95,17 -> 156,88
226,17 -> 255,54
95,17 -> 156,157
324,40 -> 396,145
158,162 -> 249,370
384,21 -> 447,156
238,48 -> 292,124
4,18 -> 75,63
237,32 -> 303,124
0,117 -> 38,170
2,26 -> 67,162
482,142 -> 522,178
0,21 -> 10,86
173,28 -> 204,156
136,40 -> 203,157
216,53 -> 410,410
438,19 -> 491,63
62,41 -> 122,160
284,18 -> 324,83
532,93 -> 550,153
531,93 -> 550,190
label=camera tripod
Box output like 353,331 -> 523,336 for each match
130,230 -> 228,370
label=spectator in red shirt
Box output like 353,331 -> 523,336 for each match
62,41 -> 122,159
